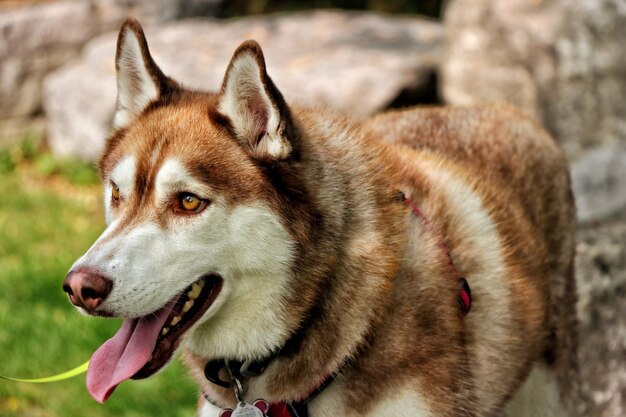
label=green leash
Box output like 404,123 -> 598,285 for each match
0,360 -> 89,383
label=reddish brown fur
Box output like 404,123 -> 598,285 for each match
96,19 -> 578,417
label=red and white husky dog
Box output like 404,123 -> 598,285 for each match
63,18 -> 579,417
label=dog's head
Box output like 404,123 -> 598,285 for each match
63,19 -> 302,402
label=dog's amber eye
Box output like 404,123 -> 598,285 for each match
179,193 -> 203,212
111,182 -> 120,201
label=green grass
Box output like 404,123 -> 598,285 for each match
0,148 -> 198,416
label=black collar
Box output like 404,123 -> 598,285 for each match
203,357 -> 272,388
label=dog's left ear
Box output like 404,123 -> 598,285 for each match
217,41 -> 294,161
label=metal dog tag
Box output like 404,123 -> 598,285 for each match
231,402 -> 265,417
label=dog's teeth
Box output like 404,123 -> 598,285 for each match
161,327 -> 169,336
183,299 -> 194,313
170,315 -> 182,326
188,283 -> 202,299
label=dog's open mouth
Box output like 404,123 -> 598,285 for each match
133,274 -> 222,379
86,274 -> 222,403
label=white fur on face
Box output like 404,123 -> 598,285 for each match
113,29 -> 159,129
154,158 -> 209,202
72,156 -> 296,360
182,200 -> 296,359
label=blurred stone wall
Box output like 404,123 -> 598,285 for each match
443,1 -> 626,416
442,0 -> 626,159
0,0 -> 223,119
42,11 -> 443,160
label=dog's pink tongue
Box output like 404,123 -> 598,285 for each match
86,304 -> 172,403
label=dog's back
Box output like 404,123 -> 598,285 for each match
362,104 -> 578,415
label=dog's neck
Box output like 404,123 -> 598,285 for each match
183,113 -> 408,407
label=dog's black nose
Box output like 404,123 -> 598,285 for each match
63,268 -> 112,311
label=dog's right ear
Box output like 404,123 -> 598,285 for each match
113,18 -> 173,129
217,40 -> 294,161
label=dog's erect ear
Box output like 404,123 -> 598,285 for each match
113,18 -> 173,129
218,41 -> 294,161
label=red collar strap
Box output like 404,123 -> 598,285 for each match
400,190 -> 472,316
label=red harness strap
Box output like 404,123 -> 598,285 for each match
269,402 -> 305,417
268,403 -> 292,417
401,192 -> 472,315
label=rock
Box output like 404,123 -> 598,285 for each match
43,11 -> 443,161
441,0 -> 626,159
0,1 -> 97,118
442,10 -> 626,416
0,0 -> 223,120
571,143 -> 626,224
576,218 -> 626,417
